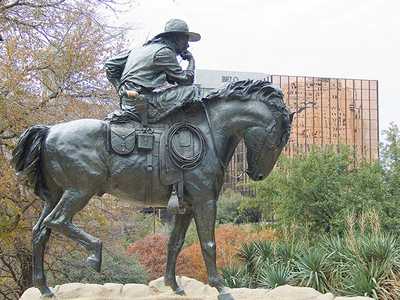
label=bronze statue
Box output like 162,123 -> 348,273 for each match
11,18 -> 292,300
105,19 -> 201,116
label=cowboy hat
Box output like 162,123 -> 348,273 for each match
153,19 -> 201,42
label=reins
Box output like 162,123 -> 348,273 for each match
201,102 -> 227,172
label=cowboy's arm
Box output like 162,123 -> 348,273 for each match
104,50 -> 130,90
153,47 -> 194,85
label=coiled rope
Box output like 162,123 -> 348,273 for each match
167,122 -> 207,170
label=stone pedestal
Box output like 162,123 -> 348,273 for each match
20,276 -> 373,300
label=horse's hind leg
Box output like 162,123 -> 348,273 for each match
164,211 -> 193,295
32,201 -> 56,297
43,189 -> 102,271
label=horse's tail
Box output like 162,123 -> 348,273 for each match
11,125 -> 50,197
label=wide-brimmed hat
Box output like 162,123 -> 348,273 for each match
153,19 -> 201,42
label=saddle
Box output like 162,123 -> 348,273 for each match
106,114 -> 207,214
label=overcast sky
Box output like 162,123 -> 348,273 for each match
118,0 -> 399,139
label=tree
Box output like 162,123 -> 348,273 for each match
0,1 -> 131,298
380,123 -> 400,230
248,146 -> 397,234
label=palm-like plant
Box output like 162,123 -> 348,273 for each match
237,242 -> 259,274
274,240 -> 303,265
357,233 -> 400,271
294,248 -> 332,293
220,265 -> 251,288
254,240 -> 274,266
340,233 -> 400,299
258,262 -> 293,289
342,262 -> 385,299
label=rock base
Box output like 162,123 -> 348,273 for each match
20,276 -> 372,300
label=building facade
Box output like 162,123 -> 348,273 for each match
195,69 -> 379,191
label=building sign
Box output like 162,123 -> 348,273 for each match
195,69 -> 271,89
221,75 -> 240,83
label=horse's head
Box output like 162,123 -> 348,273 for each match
242,84 -> 292,181
205,79 -> 292,181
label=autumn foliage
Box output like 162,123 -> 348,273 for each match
0,1 -> 128,298
177,224 -> 276,282
127,225 -> 276,283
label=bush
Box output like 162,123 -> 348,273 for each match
179,224 -> 276,282
49,247 -> 148,285
257,262 -> 294,289
127,234 -> 185,281
216,190 -> 244,224
230,211 -> 400,298
295,248 -> 331,293
221,265 -> 251,288
248,147 -> 400,235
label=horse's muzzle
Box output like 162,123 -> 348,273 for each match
246,169 -> 265,181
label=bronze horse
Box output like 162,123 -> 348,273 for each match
12,80 -> 291,299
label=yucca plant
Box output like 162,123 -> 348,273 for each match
357,233 -> 400,271
339,233 -> 400,299
258,262 -> 293,289
274,240 -> 302,266
341,261 -> 388,299
220,265 -> 251,288
294,247 -> 332,293
237,242 -> 259,274
320,235 -> 348,262
253,240 -> 274,266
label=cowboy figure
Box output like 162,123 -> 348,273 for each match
105,19 -> 201,120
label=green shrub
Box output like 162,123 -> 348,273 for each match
294,248 -> 331,293
338,233 -> 400,299
221,265 -> 251,288
274,240 -> 303,265
237,242 -> 259,275
258,262 -> 293,288
49,248 -> 148,286
216,189 -> 243,224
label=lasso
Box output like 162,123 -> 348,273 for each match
167,122 -> 207,170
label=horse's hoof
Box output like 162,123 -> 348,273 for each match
87,254 -> 101,272
164,277 -> 176,289
39,286 -> 54,298
175,287 -> 186,296
87,241 -> 102,272
217,292 -> 235,300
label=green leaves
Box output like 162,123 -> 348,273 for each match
49,248 -> 148,285
295,248 -> 332,293
223,214 -> 400,298
258,262 -> 293,289
247,144 -> 400,234
221,266 -> 251,288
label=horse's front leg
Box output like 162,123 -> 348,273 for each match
165,211 -> 193,295
193,199 -> 234,300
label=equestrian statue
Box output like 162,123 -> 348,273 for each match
11,19 -> 292,300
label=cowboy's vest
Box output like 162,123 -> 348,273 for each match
120,43 -> 174,91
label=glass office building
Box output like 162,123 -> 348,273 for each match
195,69 -> 379,191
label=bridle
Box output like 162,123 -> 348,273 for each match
244,127 -> 277,177
201,102 -> 227,172
202,102 -> 277,178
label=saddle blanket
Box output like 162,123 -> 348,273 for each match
106,121 -> 207,186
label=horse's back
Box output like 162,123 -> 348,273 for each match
43,119 -> 109,191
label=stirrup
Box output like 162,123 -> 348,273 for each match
167,185 -> 185,214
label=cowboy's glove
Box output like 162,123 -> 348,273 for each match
180,50 -> 193,61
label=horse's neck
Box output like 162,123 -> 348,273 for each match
207,100 -> 258,167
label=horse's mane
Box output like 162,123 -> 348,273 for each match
129,80 -> 288,124
203,79 -> 284,105
203,80 -> 292,147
